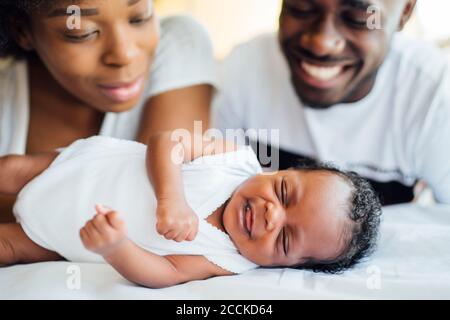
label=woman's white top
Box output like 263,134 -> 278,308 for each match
0,15 -> 217,155
14,136 -> 262,274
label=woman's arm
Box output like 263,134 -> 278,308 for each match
0,152 -> 58,195
137,84 -> 213,144
80,206 -> 232,289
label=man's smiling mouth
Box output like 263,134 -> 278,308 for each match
294,59 -> 357,90
301,62 -> 344,81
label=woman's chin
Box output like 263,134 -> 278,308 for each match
94,96 -> 142,113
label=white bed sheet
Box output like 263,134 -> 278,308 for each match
1,204 -> 449,300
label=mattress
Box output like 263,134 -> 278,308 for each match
1,203 -> 449,299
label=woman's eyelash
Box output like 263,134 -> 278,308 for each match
282,228 -> 288,255
64,32 -> 97,42
130,15 -> 153,25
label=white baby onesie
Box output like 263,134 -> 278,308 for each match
13,136 -> 262,274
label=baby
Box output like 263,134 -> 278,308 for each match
0,133 -> 381,288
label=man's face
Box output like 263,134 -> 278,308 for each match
279,0 -> 415,108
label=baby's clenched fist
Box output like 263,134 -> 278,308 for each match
80,205 -> 127,257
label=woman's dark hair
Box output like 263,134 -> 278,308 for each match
0,0 -> 48,58
290,160 -> 382,274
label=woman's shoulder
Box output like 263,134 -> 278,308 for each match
159,15 -> 210,42
155,15 -> 214,60
0,57 -> 14,71
0,58 -> 28,155
0,57 -> 23,79
0,58 -> 26,90
145,15 -> 216,97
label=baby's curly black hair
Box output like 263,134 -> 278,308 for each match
290,160 -> 382,274
0,0 -> 49,58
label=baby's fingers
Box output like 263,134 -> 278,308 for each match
105,211 -> 125,231
79,228 -> 90,245
185,227 -> 199,242
80,223 -> 101,249
92,213 -> 113,234
163,229 -> 181,241
156,219 -> 173,236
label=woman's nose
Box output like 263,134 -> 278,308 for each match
264,202 -> 284,232
102,27 -> 139,68
300,15 -> 345,57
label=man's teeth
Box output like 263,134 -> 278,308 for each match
301,62 -> 343,81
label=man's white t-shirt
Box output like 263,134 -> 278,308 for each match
0,15 -> 217,155
213,32 -> 450,205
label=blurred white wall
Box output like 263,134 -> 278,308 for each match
155,0 -> 450,59
156,0 -> 280,58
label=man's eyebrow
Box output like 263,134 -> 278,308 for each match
47,8 -> 99,18
341,0 -> 373,10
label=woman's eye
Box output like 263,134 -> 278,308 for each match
64,31 -> 97,42
130,15 -> 152,25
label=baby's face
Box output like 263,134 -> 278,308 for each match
222,169 -> 353,267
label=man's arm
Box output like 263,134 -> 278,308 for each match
0,152 -> 58,195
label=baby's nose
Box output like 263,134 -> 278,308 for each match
264,202 -> 283,231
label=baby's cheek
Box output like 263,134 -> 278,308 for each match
244,240 -> 274,266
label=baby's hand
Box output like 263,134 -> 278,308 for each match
156,198 -> 199,242
80,205 -> 127,257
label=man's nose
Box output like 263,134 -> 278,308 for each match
264,202 -> 284,232
300,15 -> 346,57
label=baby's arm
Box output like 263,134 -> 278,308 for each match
0,152 -> 59,195
146,131 -> 237,242
80,206 -> 232,288
147,132 -> 238,201
106,241 -> 232,288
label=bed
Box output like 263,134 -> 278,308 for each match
1,203 -> 449,300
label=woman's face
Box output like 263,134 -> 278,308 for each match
25,0 -> 158,112
223,169 -> 352,267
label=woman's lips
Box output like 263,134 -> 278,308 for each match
97,76 -> 144,103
